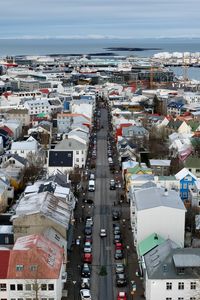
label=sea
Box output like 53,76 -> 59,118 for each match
0,37 -> 200,80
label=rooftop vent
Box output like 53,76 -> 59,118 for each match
154,233 -> 158,240
164,188 -> 168,196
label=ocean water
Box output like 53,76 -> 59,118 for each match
0,37 -> 200,79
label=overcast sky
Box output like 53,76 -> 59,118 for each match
1,0 -> 200,39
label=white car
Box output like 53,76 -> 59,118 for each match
80,289 -> 92,300
84,242 -> 92,253
100,229 -> 107,237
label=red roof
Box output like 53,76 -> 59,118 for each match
0,125 -> 13,136
0,250 -> 10,278
40,88 -> 50,94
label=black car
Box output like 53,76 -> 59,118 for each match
84,226 -> 92,235
115,263 -> 125,274
113,226 -> 121,235
81,263 -> 91,278
110,179 -> 116,190
83,198 -> 94,204
115,249 -> 124,260
116,273 -> 127,287
112,210 -> 120,220
113,234 -> 122,244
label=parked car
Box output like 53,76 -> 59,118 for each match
83,253 -> 92,263
113,226 -> 121,235
131,280 -> 137,291
115,242 -> 123,250
116,273 -> 127,287
83,199 -> 94,205
113,234 -> 122,244
117,291 -> 127,300
81,264 -> 91,278
81,278 -> 90,289
100,229 -> 107,237
110,179 -> 116,190
112,210 -> 120,220
84,242 -> 92,253
84,226 -> 92,235
80,289 -> 92,300
85,218 -> 93,227
115,263 -> 125,274
85,235 -> 93,244
115,249 -> 124,260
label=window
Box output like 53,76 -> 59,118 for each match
49,298 -> 54,300
166,282 -> 172,290
191,282 -> 196,290
17,284 -> 23,291
5,236 -> 9,244
41,284 -> 47,291
30,265 -> 37,272
166,298 -> 172,300
190,298 -> 196,300
25,284 -> 31,291
178,282 -> 184,290
0,284 -> 6,291
10,284 -> 15,290
196,169 -> 200,173
76,158 -> 79,162
18,298 -> 23,300
41,298 -> 47,300
48,284 -> 54,290
178,298 -> 184,300
76,151 -> 79,155
183,183 -> 187,189
26,298 -> 32,300
16,265 -> 24,271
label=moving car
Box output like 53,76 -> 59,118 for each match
81,264 -> 91,278
100,229 -> 107,237
116,273 -> 127,287
117,291 -> 127,300
80,289 -> 92,300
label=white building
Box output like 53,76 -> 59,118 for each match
0,234 -> 66,300
132,187 -> 186,248
10,136 -> 40,159
143,240 -> 200,300
23,97 -> 62,116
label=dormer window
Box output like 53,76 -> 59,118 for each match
177,267 -> 185,274
16,264 -> 24,271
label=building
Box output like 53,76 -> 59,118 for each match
175,168 -> 197,201
23,97 -> 62,116
10,136 -> 40,159
143,241 -> 200,300
12,191 -> 72,241
131,187 -> 186,248
6,108 -> 30,126
0,234 -> 65,300
149,159 -> 171,176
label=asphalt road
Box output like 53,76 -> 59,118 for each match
91,107 -> 117,300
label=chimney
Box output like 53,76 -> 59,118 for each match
154,233 -> 158,240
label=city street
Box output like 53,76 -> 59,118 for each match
65,104 -> 144,300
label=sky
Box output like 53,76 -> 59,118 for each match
1,0 -> 200,39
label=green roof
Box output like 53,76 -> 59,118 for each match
158,175 -> 176,181
37,113 -> 46,118
137,233 -> 165,256
188,120 -> 200,132
185,156 -> 200,168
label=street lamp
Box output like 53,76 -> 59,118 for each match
72,280 -> 76,300
126,245 -> 130,266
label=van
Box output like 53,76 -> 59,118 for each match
108,157 -> 113,165
88,180 -> 95,192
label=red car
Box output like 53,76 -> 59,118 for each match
115,242 -> 123,250
83,253 -> 92,263
117,291 -> 127,300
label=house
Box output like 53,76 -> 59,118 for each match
175,168 -> 197,201
137,232 -> 165,258
184,156 -> 200,178
167,120 -> 191,135
131,187 -> 186,247
143,241 -> 200,300
149,159 -> 171,176
10,136 -> 40,159
6,108 -> 30,126
12,191 -> 72,241
48,137 -> 87,174
189,180 -> 200,208
0,234 -> 65,300
167,101 -> 184,116
23,97 -> 62,116
57,113 -> 91,133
